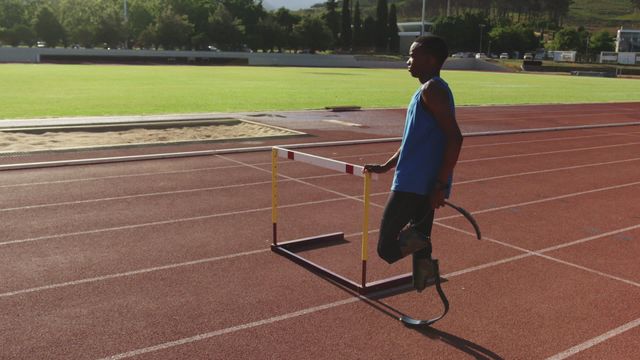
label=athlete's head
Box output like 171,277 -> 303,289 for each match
407,35 -> 449,78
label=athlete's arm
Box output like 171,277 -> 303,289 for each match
422,81 -> 463,208
363,147 -> 400,174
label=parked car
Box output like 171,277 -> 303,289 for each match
475,53 -> 488,59
207,45 -> 220,52
523,53 -> 533,60
451,52 -> 465,59
500,53 -> 509,59
36,41 -> 46,48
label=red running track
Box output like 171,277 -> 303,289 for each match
0,104 -> 639,359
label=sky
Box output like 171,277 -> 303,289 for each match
263,0 -> 320,10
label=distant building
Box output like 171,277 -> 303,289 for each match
398,22 -> 434,54
616,28 -> 640,52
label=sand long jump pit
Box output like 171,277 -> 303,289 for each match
0,118 -> 306,154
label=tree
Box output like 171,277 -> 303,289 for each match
388,4 -> 399,53
323,0 -> 340,45
154,7 -> 194,50
34,6 -> 66,47
57,0 -> 102,48
633,0 -> 640,11
127,0 -> 157,48
164,0 -> 213,36
546,27 -> 593,57
1,24 -> 36,47
137,25 -> 157,49
0,0 -> 27,29
489,24 -> 539,55
433,13 -> 490,53
362,15 -> 376,49
589,30 -> 614,54
294,15 -> 333,53
207,3 -> 244,51
541,0 -> 572,26
352,0 -> 363,49
94,10 -> 125,48
274,7 -> 300,50
248,14 -> 286,52
340,0 -> 352,50
375,0 -> 388,52
222,0 -> 266,29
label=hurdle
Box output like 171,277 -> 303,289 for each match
270,146 -> 413,295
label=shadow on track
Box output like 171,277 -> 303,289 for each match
360,286 -> 504,360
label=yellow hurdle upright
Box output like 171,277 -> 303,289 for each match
271,148 -> 279,245
361,172 -> 371,288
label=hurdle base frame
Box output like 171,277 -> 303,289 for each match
271,232 -> 413,295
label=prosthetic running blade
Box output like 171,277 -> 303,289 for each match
399,202 -> 479,326
444,200 -> 481,240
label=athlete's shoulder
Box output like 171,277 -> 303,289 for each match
421,78 -> 449,103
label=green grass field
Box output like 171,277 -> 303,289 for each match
1,64 -> 639,120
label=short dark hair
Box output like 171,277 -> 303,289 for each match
413,35 -> 448,67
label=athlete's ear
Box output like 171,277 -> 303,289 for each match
425,53 -> 438,67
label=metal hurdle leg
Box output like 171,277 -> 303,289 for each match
361,172 -> 371,290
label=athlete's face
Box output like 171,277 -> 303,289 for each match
407,42 -> 437,78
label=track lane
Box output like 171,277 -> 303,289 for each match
1,102 -> 640,355
3,130 -> 640,296
440,185 -> 640,251
104,255 -> 640,360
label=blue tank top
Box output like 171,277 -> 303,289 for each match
391,77 -> 455,196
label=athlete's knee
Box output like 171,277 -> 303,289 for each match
377,240 -> 401,264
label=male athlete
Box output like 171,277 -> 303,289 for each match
363,35 -> 463,291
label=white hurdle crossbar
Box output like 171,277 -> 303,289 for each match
274,147 -> 378,179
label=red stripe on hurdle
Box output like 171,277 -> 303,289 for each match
346,164 -> 354,175
287,151 -> 295,160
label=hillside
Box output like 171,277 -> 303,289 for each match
567,0 -> 640,30
299,0 -> 640,31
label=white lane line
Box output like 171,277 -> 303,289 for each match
0,249 -> 270,299
4,159 -> 639,249
0,197 -> 350,247
0,163 -> 251,189
5,153 -> 640,213
0,230 -> 378,298
462,132 -> 612,148
545,317 -> 640,360
538,223 -> 640,254
2,208 -> 635,358
458,141 -> 640,163
443,253 -> 531,278
436,222 -> 640,288
4,216 -> 637,313
0,153 -> 364,189
455,157 -> 640,185
589,129 -> 640,138
536,252 -> 640,288
438,180 -> 640,221
95,245 -> 546,360
0,173 -> 345,212
4,154 -> 638,254
1,132 -> 633,189
97,297 -> 362,360
224,152 -> 640,221
460,111 -> 640,123
219,155 -> 367,204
